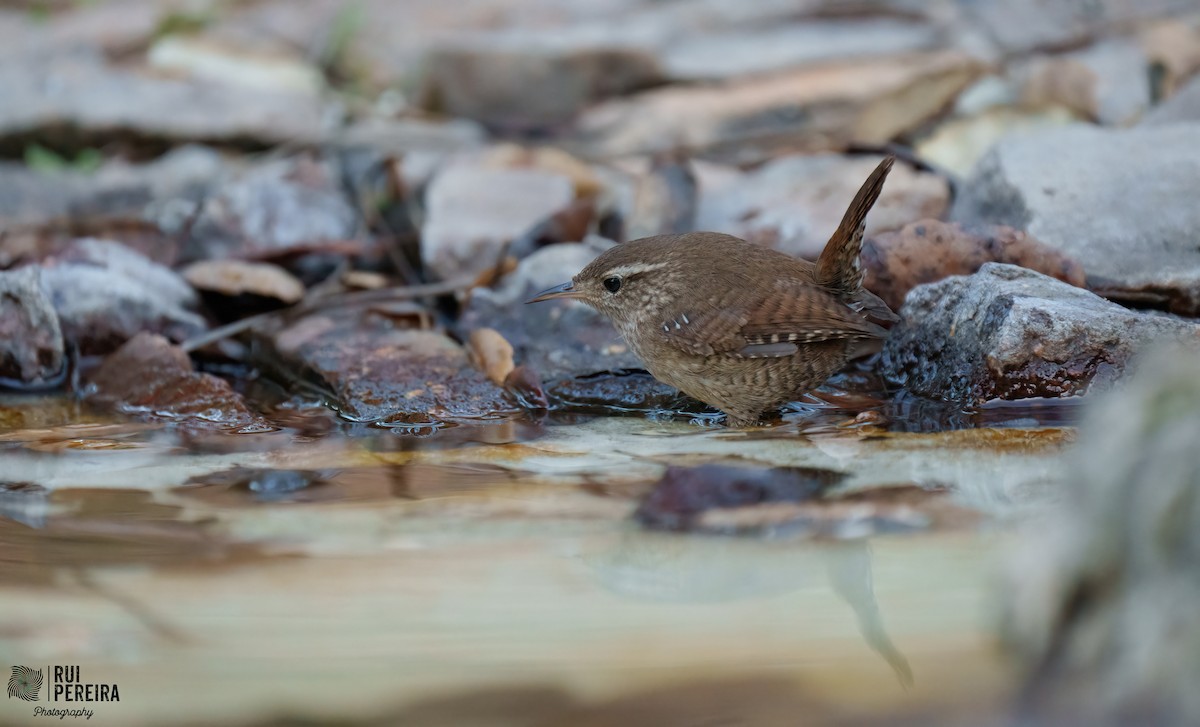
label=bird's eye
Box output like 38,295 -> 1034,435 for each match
603,276 -> 622,293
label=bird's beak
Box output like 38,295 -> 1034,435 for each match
526,281 -> 583,303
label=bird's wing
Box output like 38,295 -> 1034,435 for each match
658,279 -> 888,360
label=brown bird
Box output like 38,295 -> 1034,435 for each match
528,157 -> 898,426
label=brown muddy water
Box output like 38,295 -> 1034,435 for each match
0,391 -> 1076,726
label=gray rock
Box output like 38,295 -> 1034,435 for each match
418,33 -> 663,129
661,19 -> 940,81
1143,74 -> 1200,125
0,51 -> 329,149
41,238 -> 206,355
952,124 -> 1200,315
1000,345 -> 1200,724
961,0 -> 1193,56
421,163 -> 576,280
880,263 -> 1200,403
181,155 -> 359,261
0,145 -> 224,231
1018,39 -> 1152,126
0,266 -> 64,387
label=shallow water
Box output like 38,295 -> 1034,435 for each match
0,392 -> 1074,725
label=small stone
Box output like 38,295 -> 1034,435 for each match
572,51 -> 984,162
87,332 -> 267,429
697,154 -> 949,260
183,260 -> 305,304
952,124 -> 1200,315
421,163 -> 575,280
915,106 -> 1079,177
467,328 -> 515,386
881,263 -> 1200,404
0,266 -> 64,387
40,238 -> 205,355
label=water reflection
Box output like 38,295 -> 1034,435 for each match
581,531 -> 915,688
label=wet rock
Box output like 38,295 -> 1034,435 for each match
952,124 -> 1200,315
40,238 -> 205,355
87,332 -> 267,429
0,50 -> 328,152
573,51 -> 984,162
862,219 -> 1086,311
182,259 -> 305,320
461,241 -> 686,412
421,161 -> 576,280
635,464 -> 847,533
418,33 -> 663,129
1143,73 -> 1200,125
881,263 -> 1200,404
661,18 -> 941,81
181,154 -> 358,261
1000,346 -> 1200,724
0,266 -> 65,388
0,145 -> 223,237
1018,39 -> 1151,125
697,155 -> 949,260
261,308 -> 512,422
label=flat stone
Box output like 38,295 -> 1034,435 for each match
697,154 -> 949,260
573,51 -> 984,162
182,260 -> 305,304
952,124 -> 1200,315
880,263 -> 1200,404
461,241 -> 687,413
261,310 -> 512,423
418,32 -> 663,129
40,238 -> 205,355
0,266 -> 65,387
87,332 -> 268,430
0,51 -> 329,153
421,163 -> 576,280
915,106 -> 1078,177
661,18 -> 940,81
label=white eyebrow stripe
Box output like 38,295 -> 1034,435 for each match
604,262 -> 668,278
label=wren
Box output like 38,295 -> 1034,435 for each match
528,157 -> 898,426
